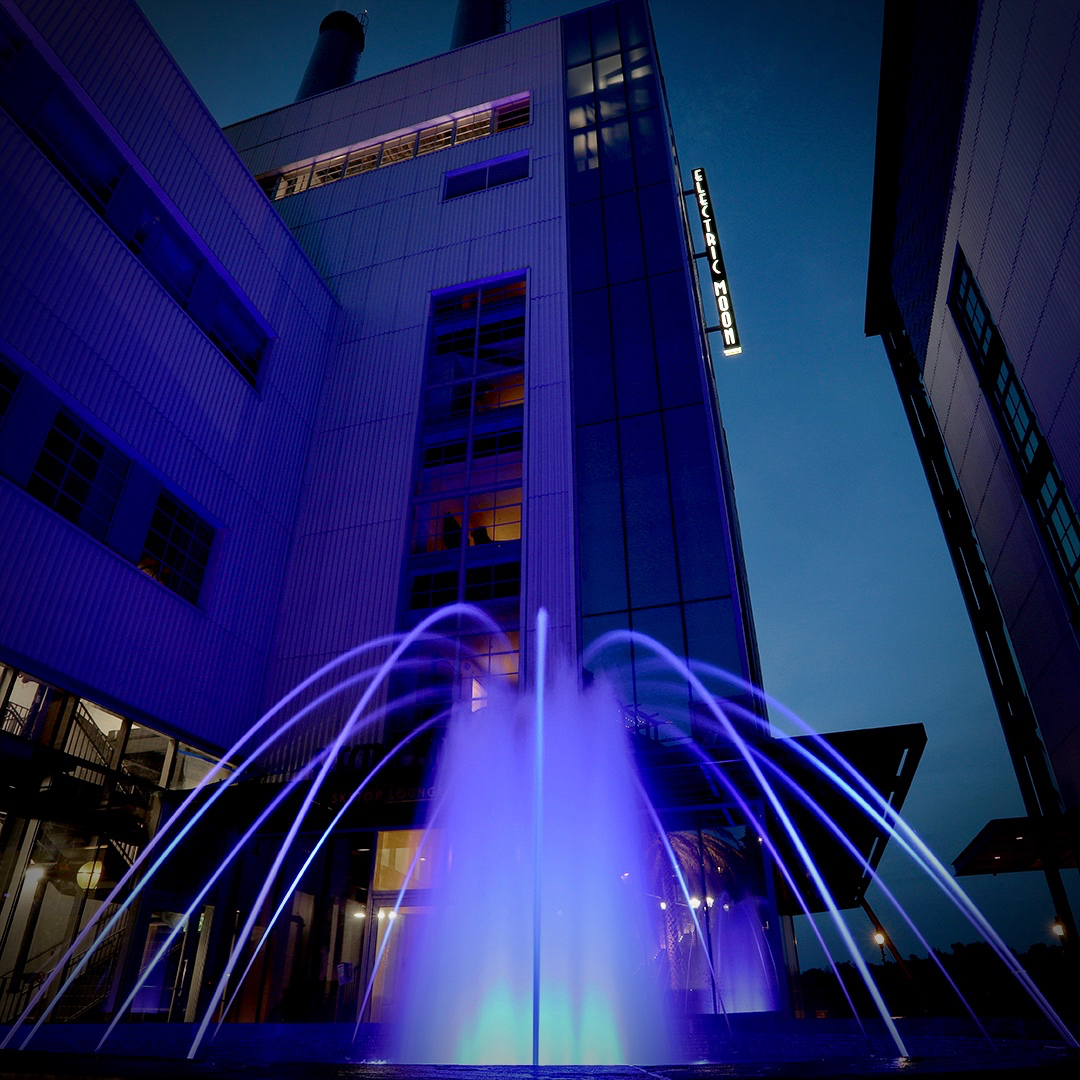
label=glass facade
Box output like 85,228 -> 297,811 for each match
564,0 -> 753,732
0,662 -> 229,1026
207,810 -> 778,1027
395,274 -> 527,725
0,0 -> 785,1043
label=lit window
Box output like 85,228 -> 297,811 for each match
572,130 -> 599,172
343,145 -> 381,177
26,410 -> 129,543
466,487 -> 522,544
310,154 -> 347,187
418,121 -> 454,156
139,491 -> 214,605
257,96 -> 531,201
454,110 -> 492,143
410,487 -> 522,554
272,166 -> 311,199
380,132 -> 417,165
460,630 -> 520,707
475,371 -> 524,412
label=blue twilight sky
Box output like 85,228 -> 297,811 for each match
136,0 -> 1077,966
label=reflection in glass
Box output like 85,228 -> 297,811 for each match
373,830 -> 440,892
649,826 -> 778,1014
572,129 -> 599,172
459,630 -> 520,708
595,54 -> 626,120
625,47 -> 656,111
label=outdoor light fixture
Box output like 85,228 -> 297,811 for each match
353,911 -> 365,919
77,860 -> 104,891
689,897 -> 701,909
873,931 -> 886,962
1052,921 -> 1065,939
659,901 -> 667,910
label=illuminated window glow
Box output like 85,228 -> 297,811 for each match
139,491 -> 214,606
258,95 -> 531,202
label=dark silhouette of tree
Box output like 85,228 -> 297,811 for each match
798,940 -> 1074,1033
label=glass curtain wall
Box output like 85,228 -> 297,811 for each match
393,275 -> 527,731
0,662 -> 228,1025
564,0 -> 756,737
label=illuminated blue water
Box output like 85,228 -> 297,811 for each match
394,674 -> 675,1064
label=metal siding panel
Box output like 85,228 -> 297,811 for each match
1007,557 -> 1073,698
1,1 -> 341,749
263,19 -> 568,705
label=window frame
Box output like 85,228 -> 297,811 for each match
948,248 -> 1080,613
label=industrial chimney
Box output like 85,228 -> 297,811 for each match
295,10 -> 366,101
451,0 -> 508,49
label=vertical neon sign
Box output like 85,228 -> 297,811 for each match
692,167 -> 742,356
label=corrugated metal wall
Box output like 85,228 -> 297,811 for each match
0,0 -> 338,751
227,19 -> 575,760
924,0 -> 1080,807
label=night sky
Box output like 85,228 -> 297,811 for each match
136,0 -> 1078,968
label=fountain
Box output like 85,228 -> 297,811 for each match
1,606 -> 1076,1072
393,672 -> 674,1064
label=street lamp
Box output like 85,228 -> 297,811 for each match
1051,920 -> 1066,942
873,930 -> 886,963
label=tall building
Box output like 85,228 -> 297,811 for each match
0,0 -> 917,1046
866,0 -> 1080,934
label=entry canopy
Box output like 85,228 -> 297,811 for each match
634,721 -> 927,914
953,813 -> 1079,876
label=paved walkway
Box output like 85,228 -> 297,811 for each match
1,1049 -> 1077,1080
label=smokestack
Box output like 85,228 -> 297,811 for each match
295,10 -> 366,102
451,0 -> 508,49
